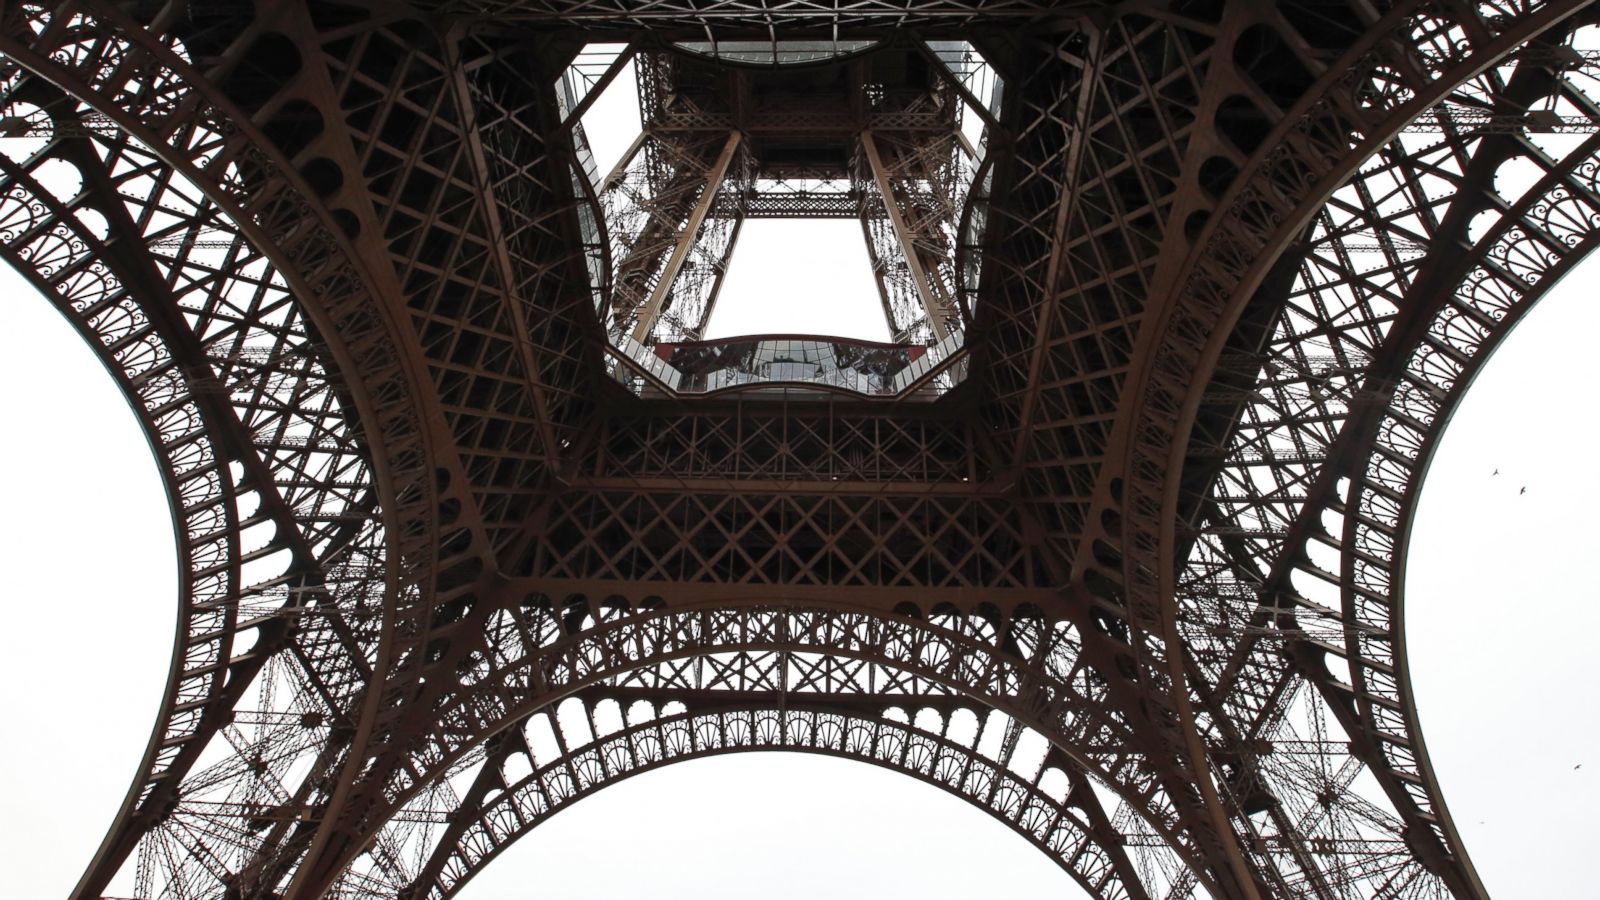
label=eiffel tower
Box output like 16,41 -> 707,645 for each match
1,1 -> 1593,897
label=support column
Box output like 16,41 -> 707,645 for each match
858,210 -> 907,341
691,212 -> 744,338
860,129 -> 952,341
631,130 -> 742,342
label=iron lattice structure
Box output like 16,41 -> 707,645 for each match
2,1 -> 1596,897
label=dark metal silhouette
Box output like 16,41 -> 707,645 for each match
0,1 -> 1594,897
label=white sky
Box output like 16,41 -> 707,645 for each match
700,218 -> 890,341
576,51 -> 637,182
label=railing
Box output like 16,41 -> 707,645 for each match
673,40 -> 878,66
610,331 -> 968,398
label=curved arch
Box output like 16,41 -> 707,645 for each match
0,80 -> 395,896
958,3 -> 1587,894
0,4 -> 442,894
1337,107 -> 1600,892
0,117 -> 248,881
1169,110 -> 1600,900
1113,3 -> 1587,896
323,601 -> 1213,896
1169,31 -> 1600,900
1147,4 -> 1600,897
412,702 -> 1147,900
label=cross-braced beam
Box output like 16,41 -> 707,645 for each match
5,1 -> 1600,898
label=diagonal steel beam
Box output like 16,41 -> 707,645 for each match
443,27 -> 563,468
690,211 -> 743,338
861,129 -> 952,342
630,130 -> 742,342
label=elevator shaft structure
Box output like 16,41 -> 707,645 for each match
598,46 -> 977,348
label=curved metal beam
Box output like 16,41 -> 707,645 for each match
411,700 -> 1149,900
309,601 -> 1219,895
1334,108 -> 1600,898
0,4 -> 447,893
1117,2 -> 1591,896
1167,23 -> 1600,897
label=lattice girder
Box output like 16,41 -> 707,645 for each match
1167,33 -> 1600,897
307,600 -> 1224,897
1103,2 -> 1590,897
401,692 -> 1150,900
7,1 -> 1600,897
1171,29 -> 1600,897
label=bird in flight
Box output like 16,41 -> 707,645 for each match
1493,468 -> 1500,475
1520,486 -> 1527,495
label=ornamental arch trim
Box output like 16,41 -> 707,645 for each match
314,601 -> 1227,897
411,702 -> 1148,900
0,4 -> 441,893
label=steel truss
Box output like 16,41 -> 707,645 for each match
1,1 -> 1597,898
596,45 -> 981,347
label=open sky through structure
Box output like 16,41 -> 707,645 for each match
3,175 -> 1599,900
1,36 -> 1598,900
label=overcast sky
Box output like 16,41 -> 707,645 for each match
2,42 -> 1597,900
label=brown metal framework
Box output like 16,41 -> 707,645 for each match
597,43 -> 979,347
1,1 -> 1596,897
